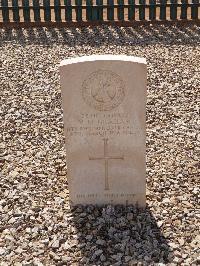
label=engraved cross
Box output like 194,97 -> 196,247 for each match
89,138 -> 124,190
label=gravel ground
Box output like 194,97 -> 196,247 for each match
0,24 -> 200,265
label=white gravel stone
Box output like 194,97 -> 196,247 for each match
0,248 -> 6,256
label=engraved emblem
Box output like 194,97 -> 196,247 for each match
82,70 -> 125,111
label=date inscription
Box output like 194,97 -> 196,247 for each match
66,112 -> 140,137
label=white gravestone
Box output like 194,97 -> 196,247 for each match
60,55 -> 147,207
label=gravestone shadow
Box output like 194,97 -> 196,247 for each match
70,204 -> 173,265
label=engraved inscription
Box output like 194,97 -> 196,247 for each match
89,138 -> 124,190
66,112 -> 141,137
66,125 -> 137,137
76,193 -> 135,198
82,70 -> 125,111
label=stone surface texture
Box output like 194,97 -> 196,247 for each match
60,55 -> 146,206
0,24 -> 199,265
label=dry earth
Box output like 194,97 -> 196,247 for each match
0,24 -> 200,265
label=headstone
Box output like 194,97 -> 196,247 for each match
60,55 -> 147,207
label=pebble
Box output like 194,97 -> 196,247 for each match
94,249 -> 103,257
157,221 -> 163,227
51,240 -> 60,249
100,254 -> 106,262
61,256 -> 71,262
96,239 -> 106,245
0,248 -> 6,256
49,251 -> 60,261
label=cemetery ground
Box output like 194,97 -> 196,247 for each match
0,24 -> 199,265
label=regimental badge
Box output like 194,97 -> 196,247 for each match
82,69 -> 125,111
